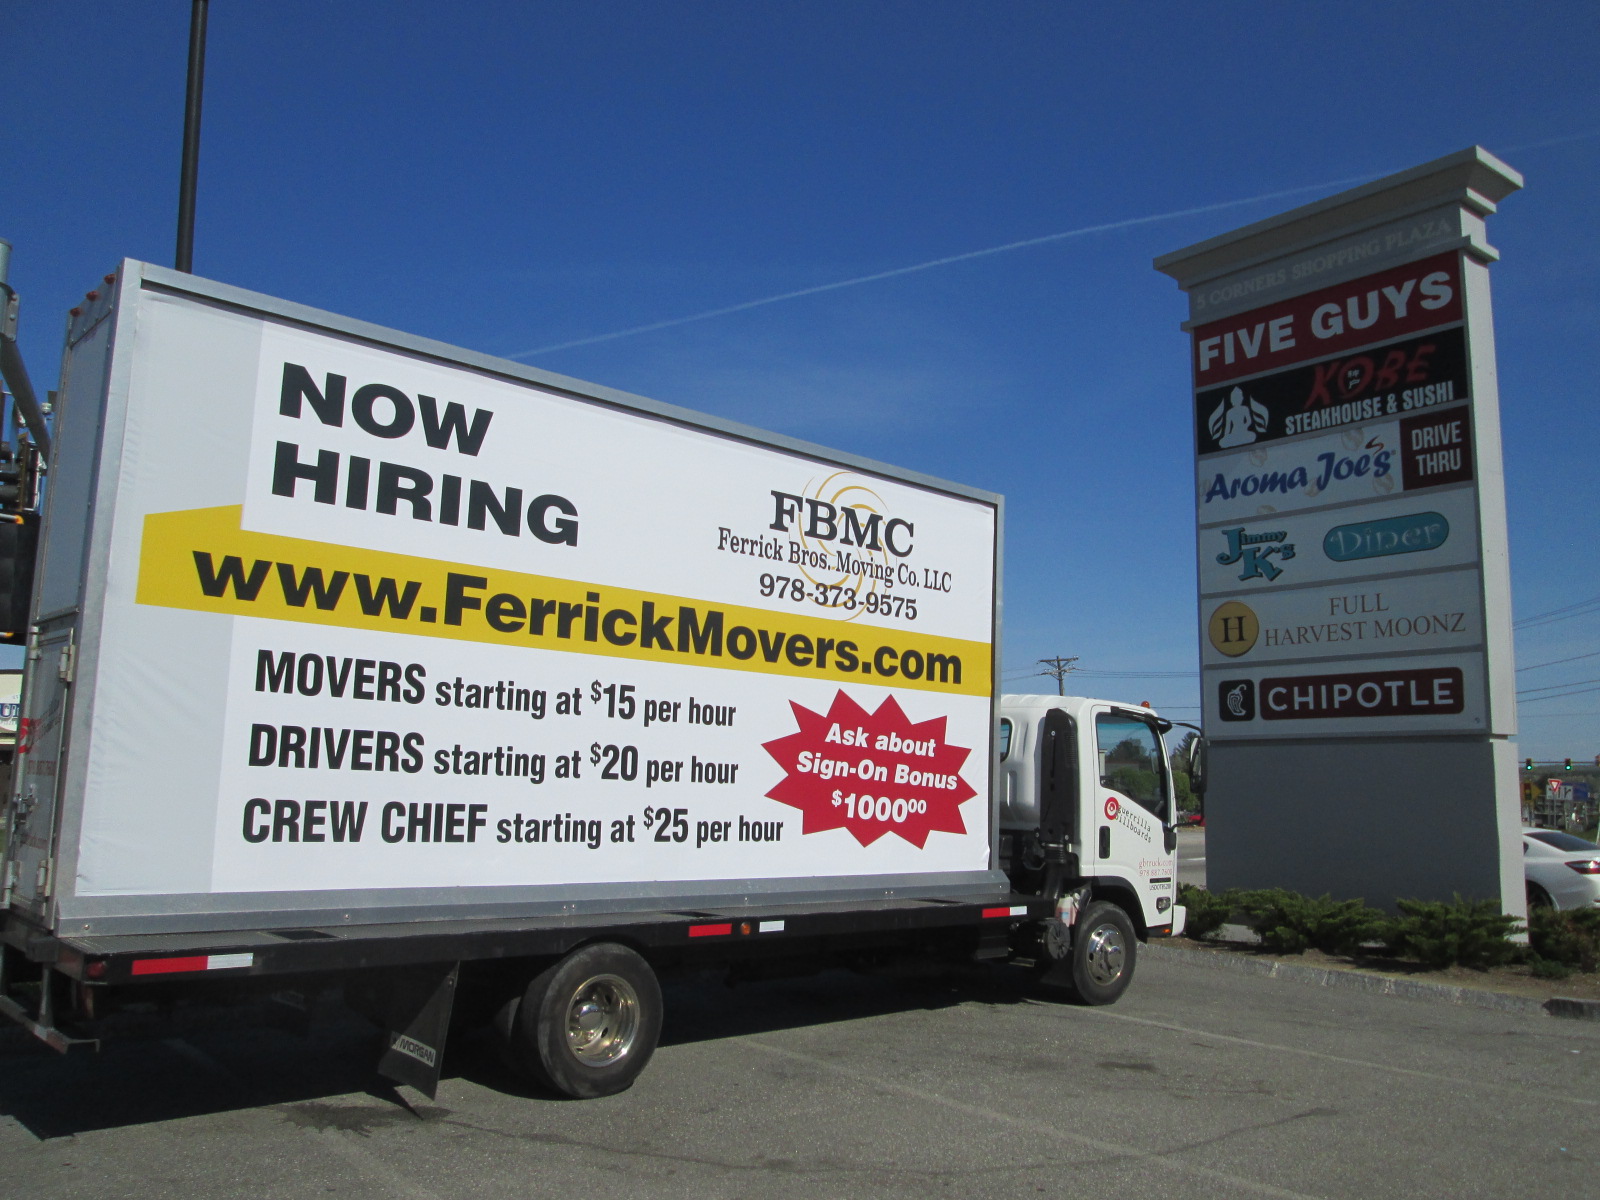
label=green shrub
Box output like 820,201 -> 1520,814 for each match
1231,889 -> 1390,956
1387,895 -> 1520,970
1528,955 -> 1576,980
1178,883 -> 1236,940
1527,907 -> 1600,972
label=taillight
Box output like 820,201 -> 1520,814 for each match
1565,859 -> 1600,875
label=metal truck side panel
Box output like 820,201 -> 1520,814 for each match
28,262 -> 1004,935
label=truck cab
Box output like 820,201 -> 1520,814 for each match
997,695 -> 1185,953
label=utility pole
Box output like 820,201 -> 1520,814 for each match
0,239 -> 53,459
175,0 -> 210,272
1037,656 -> 1078,696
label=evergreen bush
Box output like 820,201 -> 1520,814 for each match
1232,889 -> 1390,956
1527,907 -> 1600,972
1386,896 -> 1520,969
1177,883 -> 1235,940
1527,955 -> 1575,980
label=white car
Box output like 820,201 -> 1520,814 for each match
1522,829 -> 1600,910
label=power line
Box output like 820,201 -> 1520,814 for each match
1070,670 -> 1195,678
1518,676 -> 1600,696
1002,668 -> 1193,679
1520,685 -> 1600,703
1515,594 -> 1600,630
1518,649 -> 1600,672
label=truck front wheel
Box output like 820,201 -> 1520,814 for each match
506,943 -> 663,1098
1065,901 -> 1136,1005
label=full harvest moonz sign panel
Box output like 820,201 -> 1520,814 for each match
1155,147 -> 1526,910
25,263 -> 1001,932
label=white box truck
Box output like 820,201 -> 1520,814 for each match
0,261 -> 1191,1098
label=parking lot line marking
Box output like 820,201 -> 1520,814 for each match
161,1038 -> 450,1200
1068,1009 -> 1600,1106
743,1038 -> 1326,1199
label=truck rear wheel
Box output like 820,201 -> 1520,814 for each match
1065,901 -> 1136,1005
506,943 -> 662,1098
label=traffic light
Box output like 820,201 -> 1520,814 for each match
1526,758 -> 1534,770
1564,758 -> 1573,771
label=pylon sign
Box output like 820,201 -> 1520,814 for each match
1155,147 -> 1525,910
1161,150 -> 1520,740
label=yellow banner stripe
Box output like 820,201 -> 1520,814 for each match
136,506 -> 991,696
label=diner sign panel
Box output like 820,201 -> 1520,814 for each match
1197,486 -> 1481,596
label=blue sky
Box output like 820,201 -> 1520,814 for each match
6,1 -> 1598,758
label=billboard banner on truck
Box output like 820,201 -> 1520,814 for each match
58,273 -> 998,911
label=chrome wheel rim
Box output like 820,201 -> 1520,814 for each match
566,973 -> 640,1066
1082,922 -> 1127,987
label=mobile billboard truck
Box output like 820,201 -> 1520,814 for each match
0,262 -> 1187,1098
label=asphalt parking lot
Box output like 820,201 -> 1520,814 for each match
2,948 -> 1595,1200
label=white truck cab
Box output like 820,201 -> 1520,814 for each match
996,694 -> 1188,999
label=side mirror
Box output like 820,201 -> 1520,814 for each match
1188,738 -> 1208,797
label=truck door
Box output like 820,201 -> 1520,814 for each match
1087,708 -> 1177,930
1036,707 -> 1078,855
3,628 -> 72,920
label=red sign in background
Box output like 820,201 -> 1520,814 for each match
762,690 -> 977,848
1192,251 -> 1463,388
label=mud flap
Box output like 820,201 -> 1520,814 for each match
1037,887 -> 1090,989
369,962 -> 459,1099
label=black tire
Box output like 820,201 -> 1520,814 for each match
506,943 -> 663,1099
1065,901 -> 1137,1006
1527,883 -> 1555,911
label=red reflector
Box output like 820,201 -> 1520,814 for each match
688,923 -> 733,938
981,907 -> 1012,919
132,956 -> 209,976
1565,860 -> 1600,875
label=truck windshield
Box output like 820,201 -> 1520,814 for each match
1095,713 -> 1167,822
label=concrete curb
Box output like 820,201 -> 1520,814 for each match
1144,941 -> 1600,1021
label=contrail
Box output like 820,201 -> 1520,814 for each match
506,173 -> 1378,359
1502,128 -> 1600,153
507,130 -> 1600,361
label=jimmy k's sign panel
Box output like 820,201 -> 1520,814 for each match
1197,487 -> 1481,595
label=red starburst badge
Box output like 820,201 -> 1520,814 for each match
762,690 -> 977,848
